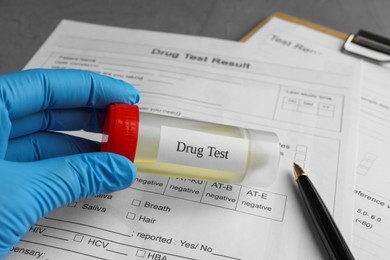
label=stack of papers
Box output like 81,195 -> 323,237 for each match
6,18 -> 372,259
244,16 -> 390,260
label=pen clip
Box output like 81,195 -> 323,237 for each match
341,30 -> 390,64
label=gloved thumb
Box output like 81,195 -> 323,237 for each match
0,152 -> 136,257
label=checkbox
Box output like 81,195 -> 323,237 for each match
132,199 -> 141,207
296,145 -> 307,153
73,234 -> 84,242
295,153 -> 306,161
357,166 -> 368,175
67,202 -> 77,208
126,212 -> 136,220
360,160 -> 372,168
136,249 -> 146,258
364,153 -> 377,161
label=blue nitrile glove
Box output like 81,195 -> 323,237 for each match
0,69 -> 140,257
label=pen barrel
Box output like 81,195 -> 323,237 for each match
297,176 -> 355,260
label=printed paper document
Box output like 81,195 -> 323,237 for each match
8,20 -> 360,260
244,16 -> 390,260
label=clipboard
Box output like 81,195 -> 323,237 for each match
240,12 -> 390,64
240,12 -> 348,42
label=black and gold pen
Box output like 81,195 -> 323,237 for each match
293,163 -> 355,260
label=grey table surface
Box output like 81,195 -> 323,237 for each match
1,0 -> 390,75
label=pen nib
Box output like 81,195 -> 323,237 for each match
293,162 -> 306,180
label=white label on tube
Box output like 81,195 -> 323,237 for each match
157,126 -> 249,173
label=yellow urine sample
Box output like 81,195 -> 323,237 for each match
134,112 -> 279,185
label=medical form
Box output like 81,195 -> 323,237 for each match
243,16 -> 390,260
8,20 -> 360,260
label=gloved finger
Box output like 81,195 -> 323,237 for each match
5,131 -> 100,161
9,108 -> 106,139
0,108 -> 11,158
1,69 -> 139,120
0,152 -> 136,256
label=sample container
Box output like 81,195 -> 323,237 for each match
101,104 -> 280,186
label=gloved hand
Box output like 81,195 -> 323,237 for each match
0,69 -> 140,257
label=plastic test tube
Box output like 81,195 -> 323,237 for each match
101,104 -> 280,186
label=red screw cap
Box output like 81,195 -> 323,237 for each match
101,104 -> 140,162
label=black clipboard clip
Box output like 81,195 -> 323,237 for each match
342,30 -> 390,64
